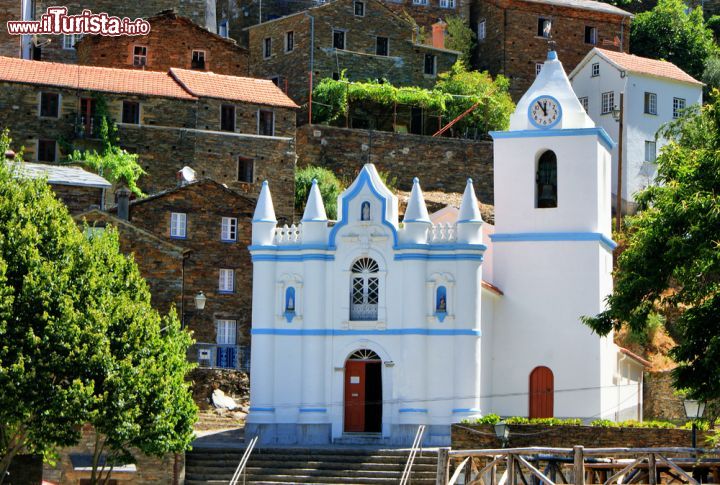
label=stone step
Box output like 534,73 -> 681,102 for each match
186,473 -> 436,484
187,465 -> 437,477
187,454 -> 437,466
189,447 -> 436,457
185,460 -> 436,472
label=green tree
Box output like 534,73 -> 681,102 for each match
0,131 -> 196,484
295,166 -> 345,220
703,55 -> 720,91
630,0 -> 718,80
582,92 -> 720,404
445,16 -> 476,65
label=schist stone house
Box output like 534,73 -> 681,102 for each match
20,0 -> 217,62
246,0 -> 459,107
245,50 -> 645,446
0,56 -> 298,221
75,10 -> 249,77
472,0 -> 632,99
570,48 -> 703,214
78,177 -> 256,372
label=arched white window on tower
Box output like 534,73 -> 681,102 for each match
350,257 -> 379,321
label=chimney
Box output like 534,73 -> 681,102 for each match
431,20 -> 447,49
116,184 -> 131,220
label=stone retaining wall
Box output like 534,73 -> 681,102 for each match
297,124 -> 494,203
644,371 -> 687,421
452,424 -> 705,449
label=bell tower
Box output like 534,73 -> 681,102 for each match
487,50 -> 619,420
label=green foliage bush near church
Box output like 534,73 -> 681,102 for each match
463,413 -> 701,429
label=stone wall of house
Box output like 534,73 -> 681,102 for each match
51,183 -> 105,215
381,0 -> 471,31
76,13 -> 249,76
42,425 -> 181,484
32,0 -> 214,63
452,424 -> 704,449
0,81 -> 297,222
644,370 -> 687,421
297,124 -> 494,202
0,0 -> 21,58
247,0 -> 458,107
472,0 -> 630,99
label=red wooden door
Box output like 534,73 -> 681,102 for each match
344,360 -> 366,432
529,366 -> 554,418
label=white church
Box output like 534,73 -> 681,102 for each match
245,50 -> 646,446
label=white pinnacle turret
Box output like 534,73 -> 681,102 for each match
253,180 -> 277,223
302,179 -> 328,222
403,177 -> 431,224
458,178 -> 483,223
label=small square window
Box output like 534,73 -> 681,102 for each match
440,0 -> 455,7
39,92 -> 59,118
477,19 -> 486,40
191,50 -> 206,69
601,91 -> 614,115
673,97 -> 686,119
376,36 -> 389,56
238,157 -> 254,182
537,17 -> 551,38
170,212 -> 187,238
62,33 -> 82,50
424,54 -> 436,76
645,140 -> 657,162
221,104 -> 236,132
579,96 -> 589,113
584,26 -> 597,45
216,319 -> 237,345
258,109 -> 275,136
133,45 -> 147,66
536,63 -> 543,77
354,1 -> 365,16
263,37 -> 272,59
121,101 -> 140,124
219,268 -> 235,293
221,217 -> 238,242
644,92 -> 657,115
285,31 -> 294,52
591,62 -> 600,77
333,30 -> 345,50
412,0 -> 428,5
37,139 -> 56,162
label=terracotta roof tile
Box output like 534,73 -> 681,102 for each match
170,68 -> 299,108
619,347 -> 651,367
0,56 -> 196,99
596,48 -> 703,85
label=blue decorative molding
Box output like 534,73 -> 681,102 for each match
489,127 -> 616,151
490,232 -> 617,251
394,243 -> 487,251
399,408 -> 428,413
299,407 -> 327,413
251,328 -> 481,336
452,408 -> 482,413
395,253 -> 484,261
252,254 -> 335,262
248,244 -> 332,251
328,168 -> 399,249
249,407 -> 276,412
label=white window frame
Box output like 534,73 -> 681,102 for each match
263,37 -> 272,59
62,33 -> 82,50
219,268 -> 235,293
216,319 -> 237,345
38,91 -> 60,118
673,97 -> 686,119
591,62 -> 600,77
601,91 -> 614,115
132,45 -> 147,66
354,1 -> 365,16
644,140 -> 657,162
413,0 -> 428,5
221,217 -> 238,242
579,96 -> 589,113
170,212 -> 187,239
537,17 -> 552,38
257,109 -> 275,136
191,49 -> 206,69
644,92 -> 657,115
284,30 -> 294,53
477,19 -> 486,40
440,0 -> 456,7
536,63 -> 543,77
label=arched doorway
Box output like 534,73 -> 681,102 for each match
344,349 -> 382,433
529,366 -> 554,418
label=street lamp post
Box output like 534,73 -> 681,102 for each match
683,399 -> 706,448
494,421 -> 510,448
612,92 -> 625,233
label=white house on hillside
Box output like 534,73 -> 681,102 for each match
569,48 -> 703,214
245,50 -> 646,447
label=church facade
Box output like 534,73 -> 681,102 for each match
246,50 -> 645,446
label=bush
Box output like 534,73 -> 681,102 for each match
472,413 -> 502,425
445,16 -> 476,65
703,56 -> 720,92
295,166 -> 344,220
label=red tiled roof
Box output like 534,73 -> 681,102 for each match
481,280 -> 504,296
619,347 -> 651,367
170,68 -> 300,108
0,56 -> 196,99
596,48 -> 703,86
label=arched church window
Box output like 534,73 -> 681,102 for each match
536,150 -> 558,208
348,349 -> 381,361
361,201 -> 371,221
350,257 -> 379,321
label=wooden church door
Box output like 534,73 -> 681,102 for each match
344,360 -> 366,432
529,366 -> 554,418
344,349 -> 382,433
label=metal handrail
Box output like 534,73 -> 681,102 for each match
229,435 -> 258,485
400,425 -> 426,485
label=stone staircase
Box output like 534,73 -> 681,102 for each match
185,447 -> 439,484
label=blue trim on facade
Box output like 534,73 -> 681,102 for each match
252,218 -> 277,223
490,232 -> 617,251
251,328 -> 481,336
452,408 -> 482,413
328,168 -> 399,249
394,243 -> 487,251
527,94 -> 563,130
394,254 -> 485,261
299,407 -> 327,413
249,407 -> 275,412
248,244 -> 333,251
252,254 -> 335,262
399,408 -> 428,413
489,127 -> 616,150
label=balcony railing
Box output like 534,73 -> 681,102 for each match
191,343 -> 250,372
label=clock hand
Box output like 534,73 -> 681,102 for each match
541,101 -> 548,115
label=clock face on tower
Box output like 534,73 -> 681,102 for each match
528,95 -> 562,129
